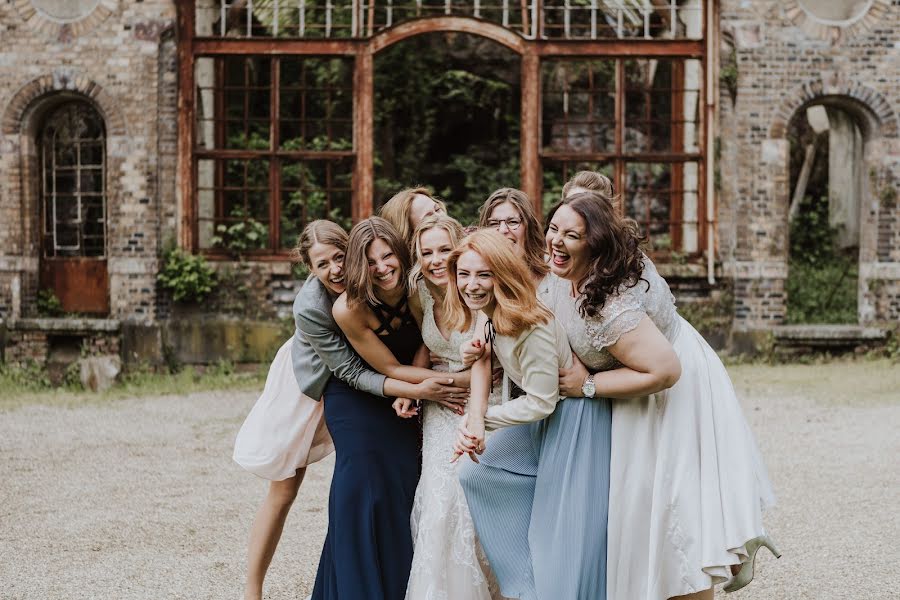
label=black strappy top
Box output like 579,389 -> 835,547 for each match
369,295 -> 421,366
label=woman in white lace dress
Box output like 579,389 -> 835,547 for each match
546,192 -> 778,600
399,215 -> 502,600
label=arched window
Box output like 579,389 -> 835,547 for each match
40,101 -> 107,258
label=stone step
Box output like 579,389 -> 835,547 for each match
772,325 -> 889,349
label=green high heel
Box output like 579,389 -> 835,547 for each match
724,535 -> 782,593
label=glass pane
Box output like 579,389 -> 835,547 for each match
542,60 -> 616,154
81,142 -> 103,166
279,57 -> 354,150
625,59 -> 701,154
280,158 -> 353,249
541,159 -> 614,214
79,169 -> 103,193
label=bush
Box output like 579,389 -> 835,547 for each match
36,289 -> 64,317
158,248 -> 217,304
786,196 -> 857,324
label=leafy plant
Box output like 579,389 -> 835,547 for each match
211,206 -> 269,258
158,248 -> 217,303
36,289 -> 64,317
786,195 -> 857,324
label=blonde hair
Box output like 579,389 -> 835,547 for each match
344,217 -> 412,308
407,215 -> 465,289
562,170 -> 616,204
444,230 -> 552,338
379,187 -> 447,245
291,220 -> 348,268
477,187 -> 549,280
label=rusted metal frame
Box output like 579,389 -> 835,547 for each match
354,47 -> 374,221
670,59 -> 684,251
214,57 -> 227,237
271,57 -> 282,251
614,58 -> 624,217
196,149 -> 355,159
542,151 -> 701,161
177,0 -> 197,251
587,62 -> 595,153
521,47 -> 541,217
194,38 -> 360,54
369,16 -> 527,54
702,0 -> 715,275
300,60 -> 308,146
536,39 -> 703,57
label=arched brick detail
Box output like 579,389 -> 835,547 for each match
13,0 -> 118,41
1,72 -> 125,136
769,74 -> 898,139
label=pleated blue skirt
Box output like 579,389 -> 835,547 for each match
459,397 -> 611,600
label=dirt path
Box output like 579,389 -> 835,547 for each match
1,360 -> 897,599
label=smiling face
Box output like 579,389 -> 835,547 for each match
547,204 -> 591,283
418,227 -> 454,287
455,250 -> 495,315
409,194 -> 445,230
486,201 -> 526,258
307,242 -> 346,295
366,237 -> 402,293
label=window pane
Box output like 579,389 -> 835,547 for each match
541,159 -> 614,213
625,59 -> 701,154
280,158 -> 353,249
542,59 -> 616,154
196,56 -> 271,150
279,57 -> 353,150
197,158 -> 271,252
625,161 -> 700,254
41,101 -> 107,258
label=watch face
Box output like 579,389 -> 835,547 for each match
582,381 -> 595,397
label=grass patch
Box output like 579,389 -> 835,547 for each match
0,361 -> 267,412
728,358 -> 900,407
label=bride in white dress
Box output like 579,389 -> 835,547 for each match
398,215 -> 502,600
547,192 -> 778,600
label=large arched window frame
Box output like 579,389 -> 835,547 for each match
177,0 -> 716,269
40,101 -> 107,259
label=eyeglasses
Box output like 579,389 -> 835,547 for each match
487,218 -> 522,231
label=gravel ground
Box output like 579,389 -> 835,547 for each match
1,360 -> 898,600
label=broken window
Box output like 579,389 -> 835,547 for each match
40,102 -> 106,258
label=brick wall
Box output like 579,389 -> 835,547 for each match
718,0 -> 900,326
0,0 -> 177,323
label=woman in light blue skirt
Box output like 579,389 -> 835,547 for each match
445,229 -> 613,600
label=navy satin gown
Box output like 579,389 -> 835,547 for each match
312,297 -> 422,600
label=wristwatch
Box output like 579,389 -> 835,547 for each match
581,374 -> 596,398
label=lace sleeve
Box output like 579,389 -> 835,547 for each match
584,286 -> 648,352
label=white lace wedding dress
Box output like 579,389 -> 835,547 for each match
405,280 -> 503,600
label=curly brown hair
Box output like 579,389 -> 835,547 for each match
548,191 -> 647,319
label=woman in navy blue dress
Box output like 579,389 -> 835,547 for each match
312,217 -> 466,600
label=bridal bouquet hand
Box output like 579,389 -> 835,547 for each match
451,414 -> 485,463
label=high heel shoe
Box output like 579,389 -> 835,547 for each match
724,535 -> 782,593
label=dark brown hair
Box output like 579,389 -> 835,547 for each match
548,191 -> 647,318
344,217 -> 412,307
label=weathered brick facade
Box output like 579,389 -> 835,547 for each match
0,1 -> 897,365
718,0 -> 900,328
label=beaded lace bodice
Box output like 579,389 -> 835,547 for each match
539,258 -> 680,372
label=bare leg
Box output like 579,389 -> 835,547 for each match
670,588 -> 714,600
243,468 -> 306,600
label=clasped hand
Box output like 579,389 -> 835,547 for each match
451,414 -> 485,464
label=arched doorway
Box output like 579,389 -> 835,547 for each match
373,31 -> 522,222
785,97 -> 878,324
38,100 -> 110,315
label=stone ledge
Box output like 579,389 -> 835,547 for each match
4,317 -> 121,333
773,325 -> 888,345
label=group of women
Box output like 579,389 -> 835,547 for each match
232,172 -> 779,600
